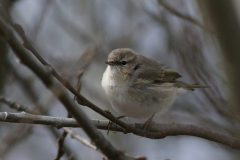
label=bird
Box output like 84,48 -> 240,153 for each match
101,48 -> 209,123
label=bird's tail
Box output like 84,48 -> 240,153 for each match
174,81 -> 210,91
187,84 -> 211,89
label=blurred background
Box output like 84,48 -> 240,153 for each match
0,0 -> 240,160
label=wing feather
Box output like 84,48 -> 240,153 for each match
162,69 -> 182,82
133,55 -> 182,83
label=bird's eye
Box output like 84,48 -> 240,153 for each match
121,61 -> 127,65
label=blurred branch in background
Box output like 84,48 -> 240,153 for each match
30,0 -> 53,41
157,0 -> 214,34
0,124 -> 32,158
0,96 -> 29,111
146,0 -> 237,136
203,1 -> 240,123
0,29 -> 8,94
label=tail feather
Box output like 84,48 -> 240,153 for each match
187,84 -> 211,89
173,81 -> 210,90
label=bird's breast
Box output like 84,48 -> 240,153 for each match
101,66 -> 127,97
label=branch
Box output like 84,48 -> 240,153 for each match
157,0 -> 214,33
54,131 -> 68,160
0,96 -> 29,112
0,112 -> 240,149
63,127 -> 98,151
0,15 -> 135,160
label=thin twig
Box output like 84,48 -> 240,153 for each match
63,127 -> 97,150
0,112 -> 240,149
0,96 -> 29,112
50,128 -> 76,160
54,131 -> 68,160
76,70 -> 83,93
54,113 -> 72,160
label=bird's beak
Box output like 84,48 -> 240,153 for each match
105,61 -> 115,66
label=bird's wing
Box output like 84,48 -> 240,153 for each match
135,67 -> 181,83
134,55 -> 182,83
136,67 -> 165,82
162,69 -> 182,82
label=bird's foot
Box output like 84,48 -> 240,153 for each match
107,115 -> 126,135
141,112 -> 156,136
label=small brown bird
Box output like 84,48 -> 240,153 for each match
101,48 -> 209,122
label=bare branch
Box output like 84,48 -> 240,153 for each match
54,131 -> 68,160
0,112 -> 240,150
0,96 -> 29,112
203,1 -> 240,122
